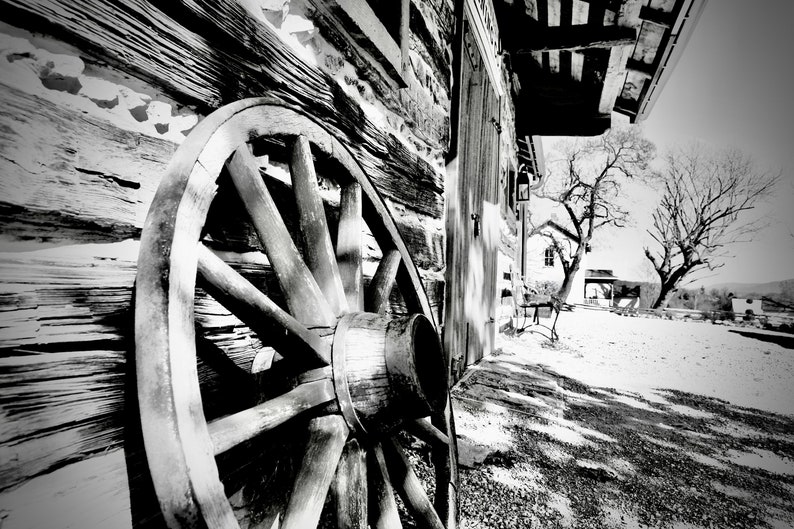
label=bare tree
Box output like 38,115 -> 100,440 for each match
645,144 -> 779,308
531,128 -> 655,302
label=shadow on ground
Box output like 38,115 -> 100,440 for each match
451,346 -> 794,529
729,329 -> 794,350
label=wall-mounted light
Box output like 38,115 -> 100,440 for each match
516,164 -> 531,203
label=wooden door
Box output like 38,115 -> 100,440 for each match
445,20 -> 501,379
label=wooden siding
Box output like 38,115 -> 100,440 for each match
0,0 -> 455,526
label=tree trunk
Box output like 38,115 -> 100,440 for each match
652,281 -> 678,309
651,262 -> 697,309
557,253 -> 583,303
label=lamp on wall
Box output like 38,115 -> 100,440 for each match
516,164 -> 531,203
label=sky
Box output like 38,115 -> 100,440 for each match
543,0 -> 794,287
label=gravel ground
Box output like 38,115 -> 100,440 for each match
451,309 -> 794,529
532,309 -> 794,415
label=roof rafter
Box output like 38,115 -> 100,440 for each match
515,24 -> 637,52
567,0 -> 622,12
639,5 -> 674,27
597,43 -> 631,113
626,57 -> 654,77
614,97 -> 639,118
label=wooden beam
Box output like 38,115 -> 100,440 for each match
626,58 -> 654,78
614,97 -> 639,119
586,0 -> 606,24
515,25 -> 636,52
0,0 -> 446,221
576,0 -> 620,9
639,6 -> 674,28
598,43 -> 631,114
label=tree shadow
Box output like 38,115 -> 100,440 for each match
452,348 -> 794,529
729,329 -> 794,350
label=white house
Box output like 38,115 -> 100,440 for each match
524,220 -> 588,305
525,216 -> 622,306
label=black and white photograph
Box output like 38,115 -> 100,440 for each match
0,0 -> 791,527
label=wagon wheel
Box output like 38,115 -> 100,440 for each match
135,98 -> 458,529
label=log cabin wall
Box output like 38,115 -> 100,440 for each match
0,1 -> 469,526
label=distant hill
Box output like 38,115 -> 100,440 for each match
612,279 -> 794,309
705,279 -> 794,298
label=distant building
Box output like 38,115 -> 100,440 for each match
731,298 -> 765,318
613,283 -> 642,309
584,269 -> 619,308
525,220 -> 588,304
525,219 -> 625,307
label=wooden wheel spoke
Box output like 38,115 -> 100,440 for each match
281,415 -> 349,529
394,264 -> 427,316
290,134 -> 348,315
383,438 -> 445,529
337,181 -> 364,311
365,248 -> 402,314
431,403 -> 458,528
197,244 -> 330,366
363,198 -> 432,318
226,145 -> 336,326
332,439 -> 368,528
369,443 -> 403,529
208,378 -> 334,455
405,418 -> 450,448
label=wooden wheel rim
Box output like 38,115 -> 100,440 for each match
135,98 -> 457,528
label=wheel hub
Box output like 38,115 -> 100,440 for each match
331,312 -> 448,434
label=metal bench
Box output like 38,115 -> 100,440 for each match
512,283 -> 561,341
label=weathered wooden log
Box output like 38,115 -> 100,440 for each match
0,350 -> 125,490
0,241 -> 287,500
0,252 -> 248,496
0,78 -> 445,270
0,251 -> 269,356
0,250 -> 443,355
1,0 -> 446,218
0,82 -> 173,243
0,450 -> 134,529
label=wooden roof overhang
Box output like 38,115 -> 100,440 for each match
585,269 -> 619,281
495,0 -> 708,137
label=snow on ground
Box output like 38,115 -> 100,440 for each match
502,309 -> 794,416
